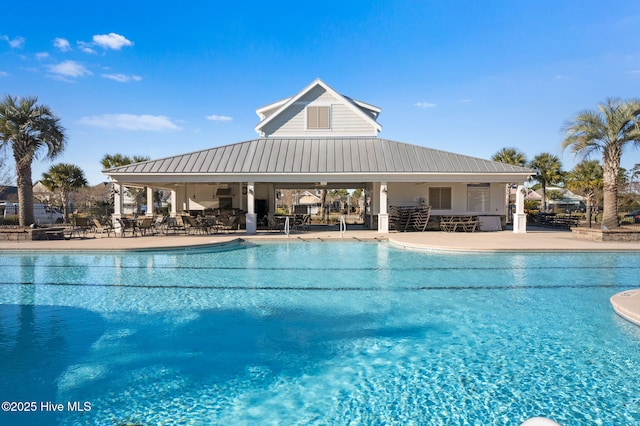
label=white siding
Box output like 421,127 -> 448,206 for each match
262,86 -> 378,137
386,182 -> 505,215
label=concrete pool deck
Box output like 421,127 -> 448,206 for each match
1,226 -> 640,252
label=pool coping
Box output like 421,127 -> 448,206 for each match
611,290 -> 640,327
2,228 -> 640,252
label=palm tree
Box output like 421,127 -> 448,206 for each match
528,153 -> 563,212
491,147 -> 527,166
0,96 -> 66,226
492,147 -> 528,221
562,98 -> 640,229
41,163 -> 88,223
101,153 -> 151,215
629,163 -> 640,196
565,160 -> 603,227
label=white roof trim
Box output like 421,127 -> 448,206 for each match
254,78 -> 382,135
255,96 -> 291,120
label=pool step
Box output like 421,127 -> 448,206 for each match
611,289 -> 640,326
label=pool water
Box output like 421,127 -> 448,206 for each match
1,241 -> 639,425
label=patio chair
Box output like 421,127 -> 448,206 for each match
73,216 -> 93,238
267,214 -> 284,232
219,215 -> 239,233
294,214 -> 311,231
182,215 -> 206,234
116,218 -> 137,237
153,215 -> 167,234
92,218 -> 114,238
166,216 -> 187,235
137,217 -> 155,236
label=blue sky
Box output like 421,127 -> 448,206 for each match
1,0 -> 639,185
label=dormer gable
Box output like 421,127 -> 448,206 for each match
255,78 -> 382,138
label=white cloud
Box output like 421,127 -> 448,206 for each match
415,102 -> 437,108
1,35 -> 25,49
0,71 -> 8,77
36,52 -> 49,60
77,41 -> 96,54
206,114 -> 233,122
92,33 -> 133,50
627,70 -> 640,75
102,73 -> 142,82
78,114 -> 181,131
460,99 -> 472,103
48,60 -> 92,79
53,37 -> 71,52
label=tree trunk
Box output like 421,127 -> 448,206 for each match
62,189 -> 69,223
16,163 -> 35,227
601,149 -> 620,229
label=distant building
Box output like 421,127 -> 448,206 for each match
0,185 -> 17,202
534,187 -> 585,213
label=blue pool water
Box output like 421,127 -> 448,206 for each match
1,240 -> 639,425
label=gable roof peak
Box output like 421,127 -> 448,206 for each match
254,79 -> 382,136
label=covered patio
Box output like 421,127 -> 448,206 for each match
104,80 -> 534,235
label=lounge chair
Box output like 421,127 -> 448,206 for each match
267,214 -> 284,232
166,216 -> 187,235
294,214 -> 311,231
153,215 -> 167,234
92,218 -> 114,238
116,218 -> 137,237
73,216 -> 93,238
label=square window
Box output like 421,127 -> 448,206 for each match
307,106 -> 330,129
467,183 -> 490,212
429,187 -> 451,210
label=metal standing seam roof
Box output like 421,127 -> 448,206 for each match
104,138 -> 535,176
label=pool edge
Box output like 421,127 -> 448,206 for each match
611,289 -> 640,327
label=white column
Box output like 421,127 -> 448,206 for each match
378,182 -> 389,233
170,190 -> 177,217
246,182 -> 257,234
146,187 -> 154,217
112,182 -> 124,235
513,184 -> 527,233
113,182 -> 123,219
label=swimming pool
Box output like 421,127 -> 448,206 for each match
1,240 -> 639,425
